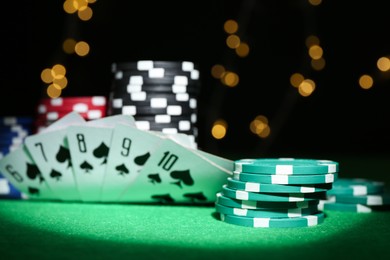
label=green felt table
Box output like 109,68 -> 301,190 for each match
1,154 -> 390,260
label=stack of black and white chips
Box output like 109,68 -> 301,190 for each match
107,60 -> 200,147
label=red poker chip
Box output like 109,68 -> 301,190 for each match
38,96 -> 107,107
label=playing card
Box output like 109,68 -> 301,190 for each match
23,112 -> 87,201
39,111 -> 86,133
100,124 -> 166,202
0,145 -> 58,200
117,138 -> 233,204
66,114 -> 136,202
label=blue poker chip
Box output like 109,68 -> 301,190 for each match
0,175 -> 25,199
0,116 -> 34,126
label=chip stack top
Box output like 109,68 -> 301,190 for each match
34,96 -> 107,133
107,60 -> 200,147
215,158 -> 339,228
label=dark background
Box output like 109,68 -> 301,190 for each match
1,0 -> 389,160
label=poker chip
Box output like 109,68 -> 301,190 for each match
34,96 -> 107,133
216,192 -> 320,210
0,174 -> 26,200
319,177 -> 390,213
0,116 -> 33,155
221,184 -> 326,202
108,60 -> 201,145
235,158 -> 339,175
233,171 -> 337,185
112,60 -> 199,72
215,202 -> 320,218
327,178 -> 385,196
227,177 -> 333,193
216,157 -> 340,228
219,211 -> 325,228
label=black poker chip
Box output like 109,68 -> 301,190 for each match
112,60 -> 199,72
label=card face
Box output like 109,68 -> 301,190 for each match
66,125 -> 114,202
0,145 -> 58,200
24,128 -> 82,201
118,139 -> 233,204
100,124 -> 166,202
87,114 -> 136,128
40,111 -> 86,133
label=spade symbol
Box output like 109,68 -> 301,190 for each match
151,194 -> 175,203
115,163 -> 129,176
170,169 -> 194,188
50,169 -> 62,181
134,152 -> 150,166
26,163 -> 44,183
183,192 -> 207,203
80,161 -> 93,173
148,173 -> 161,184
28,187 -> 40,196
56,145 -> 72,168
93,142 -> 109,164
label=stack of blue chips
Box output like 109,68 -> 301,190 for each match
0,116 -> 33,199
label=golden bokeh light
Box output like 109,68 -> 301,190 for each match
41,68 -> 54,83
308,45 -> 323,60
250,115 -> 270,138
226,34 -> 241,49
377,57 -> 390,72
73,0 -> 88,11
63,38 -> 77,54
224,19 -> 238,34
47,84 -> 62,98
53,77 -> 68,89
211,64 -> 226,79
290,73 -> 304,88
78,6 -> 93,21
308,0 -> 322,6
63,0 -> 78,14
359,74 -> 374,89
298,79 -> 316,97
221,71 -> 239,87
311,57 -> 326,71
211,119 -> 228,139
305,35 -> 320,48
51,64 -> 66,80
235,42 -> 250,57
75,41 -> 90,56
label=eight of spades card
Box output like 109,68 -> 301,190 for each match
118,138 -> 233,204
0,144 -> 58,200
24,113 -> 87,201
100,123 -> 166,202
66,115 -> 136,202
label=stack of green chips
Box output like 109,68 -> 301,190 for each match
215,158 -> 339,228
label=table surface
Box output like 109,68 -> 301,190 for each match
1,198 -> 390,260
1,153 -> 390,260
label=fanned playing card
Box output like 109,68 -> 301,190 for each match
100,124 -> 166,202
66,114 -> 136,202
24,113 -> 86,201
117,138 -> 233,204
0,145 -> 58,200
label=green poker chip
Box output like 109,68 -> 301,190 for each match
327,178 -> 385,196
331,193 -> 390,206
216,192 -> 320,209
221,185 -> 326,202
234,158 -> 339,175
219,211 -> 325,228
215,202 -> 320,218
227,177 -> 332,193
318,200 -> 390,213
233,171 -> 338,185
